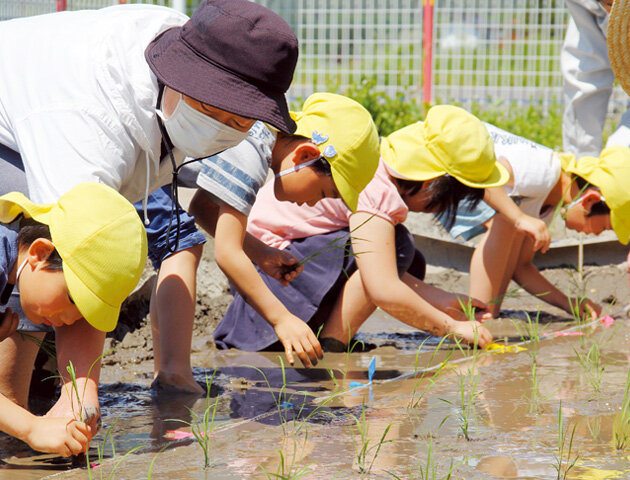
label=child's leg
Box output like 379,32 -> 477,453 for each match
151,244 -> 204,394
318,269 -> 376,346
137,186 -> 207,394
319,225 -> 421,348
469,214 -> 526,316
0,331 -> 44,407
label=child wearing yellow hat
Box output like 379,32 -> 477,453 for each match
213,105 -> 544,353
184,92 -> 380,369
439,126 -> 630,322
0,182 -> 147,454
0,316 -> 90,457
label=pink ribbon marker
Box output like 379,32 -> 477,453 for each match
601,315 -> 615,328
553,331 -> 585,337
165,430 -> 214,440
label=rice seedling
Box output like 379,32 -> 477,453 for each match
386,436 -> 458,479
574,341 -> 606,394
249,358 -> 344,437
259,434 -> 315,480
146,445 -> 169,480
346,404 -> 394,475
86,422 -> 144,480
613,368 -> 630,450
167,370 -> 220,468
512,310 -> 551,412
438,331 -> 482,441
552,402 -> 579,480
408,337 -> 455,409
438,365 -> 481,441
295,214 -> 376,269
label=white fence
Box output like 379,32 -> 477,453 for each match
1,0 -> 627,112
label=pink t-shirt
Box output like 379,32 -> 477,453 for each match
247,159 -> 409,249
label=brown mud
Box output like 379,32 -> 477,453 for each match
1,238 -> 630,479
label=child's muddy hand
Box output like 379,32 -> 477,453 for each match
514,215 -> 550,253
447,295 -> 489,321
0,308 -> 18,342
274,317 -> 323,368
450,321 -> 493,348
25,417 -> 91,457
570,297 -> 602,321
258,248 -> 303,286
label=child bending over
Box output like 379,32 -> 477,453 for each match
0,182 -> 147,454
213,106 -> 552,352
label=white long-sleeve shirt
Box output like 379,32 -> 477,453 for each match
561,0 -> 630,157
0,5 -> 187,203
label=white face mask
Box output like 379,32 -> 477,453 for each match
158,93 -> 250,159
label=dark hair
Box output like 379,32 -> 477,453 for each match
310,157 -> 333,177
16,217 -> 63,271
277,132 -> 333,177
573,175 -> 610,217
395,174 -> 485,230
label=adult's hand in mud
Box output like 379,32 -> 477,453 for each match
273,316 -> 323,368
514,214 -> 550,253
0,307 -> 18,342
569,297 -> 602,322
257,246 -> 303,286
449,320 -> 493,348
26,417 -> 91,457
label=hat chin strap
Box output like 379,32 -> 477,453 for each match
15,258 -> 28,290
275,157 -> 320,178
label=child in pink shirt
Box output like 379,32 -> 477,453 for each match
215,106 -> 549,352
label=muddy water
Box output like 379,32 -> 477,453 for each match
1,307 -> 629,479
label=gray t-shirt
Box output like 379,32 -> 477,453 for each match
195,121 -> 277,216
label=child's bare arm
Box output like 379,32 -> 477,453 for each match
484,186 -> 551,253
350,213 -> 493,347
213,203 -> 323,367
0,308 -> 18,342
190,189 -> 302,285
513,236 -> 602,320
0,394 -> 91,456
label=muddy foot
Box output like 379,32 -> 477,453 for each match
150,373 -> 204,395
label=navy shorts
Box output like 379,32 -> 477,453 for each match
0,144 -> 206,332
214,224 -> 425,351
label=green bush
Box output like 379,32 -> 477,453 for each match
294,77 -> 620,152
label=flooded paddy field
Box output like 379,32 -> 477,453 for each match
1,258 -> 630,479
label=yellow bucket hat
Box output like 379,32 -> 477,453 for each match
290,92 -> 380,211
560,146 -> 630,244
380,105 -> 509,188
0,183 -> 148,332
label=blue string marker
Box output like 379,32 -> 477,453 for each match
349,356 -> 376,388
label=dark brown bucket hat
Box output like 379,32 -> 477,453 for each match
145,0 -> 298,133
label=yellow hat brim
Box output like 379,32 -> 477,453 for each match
63,262 -> 120,332
0,192 -> 54,225
612,213 -> 630,245
331,168 -> 359,212
456,161 -> 510,189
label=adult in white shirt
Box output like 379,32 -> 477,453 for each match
0,0 -> 299,427
562,0 -> 630,157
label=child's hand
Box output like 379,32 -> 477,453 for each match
25,417 -> 91,457
514,214 -> 550,253
445,295 -> 491,322
257,247 -> 303,286
273,315 -> 323,368
0,308 -> 19,342
449,320 -> 493,348
568,297 -> 602,322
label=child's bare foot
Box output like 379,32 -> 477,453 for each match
151,372 -> 204,395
